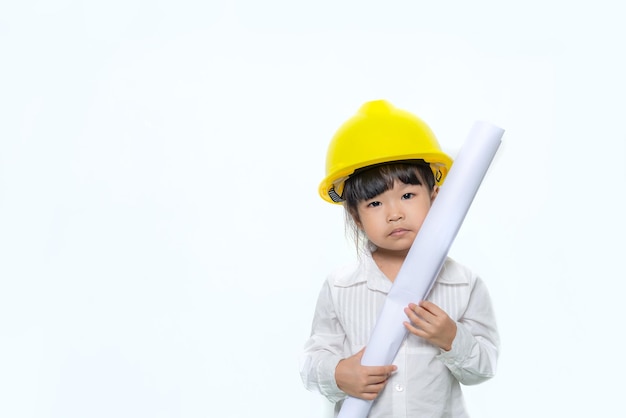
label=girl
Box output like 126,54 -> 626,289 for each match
300,100 -> 499,418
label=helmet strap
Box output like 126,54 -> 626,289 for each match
328,187 -> 345,203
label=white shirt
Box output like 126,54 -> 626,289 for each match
300,250 -> 499,418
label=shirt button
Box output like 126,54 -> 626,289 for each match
394,383 -> 404,392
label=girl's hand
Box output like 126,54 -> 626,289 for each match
403,301 -> 457,351
335,347 -> 397,400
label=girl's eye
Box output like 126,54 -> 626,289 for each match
367,201 -> 382,208
402,193 -> 414,200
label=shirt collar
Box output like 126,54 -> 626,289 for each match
333,248 -> 392,293
333,248 -> 468,292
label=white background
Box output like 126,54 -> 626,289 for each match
1,1 -> 624,417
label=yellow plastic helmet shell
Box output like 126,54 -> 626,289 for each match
319,99 -> 453,204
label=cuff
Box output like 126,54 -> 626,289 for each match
318,355 -> 347,403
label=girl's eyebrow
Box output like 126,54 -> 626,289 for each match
398,183 -> 421,189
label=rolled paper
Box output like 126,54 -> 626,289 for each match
336,121 -> 504,418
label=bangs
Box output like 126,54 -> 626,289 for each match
343,161 -> 433,205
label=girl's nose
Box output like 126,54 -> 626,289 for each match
387,208 -> 404,222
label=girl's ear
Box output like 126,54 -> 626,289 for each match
430,186 -> 439,203
349,208 -> 362,229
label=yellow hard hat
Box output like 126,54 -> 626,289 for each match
319,99 -> 453,204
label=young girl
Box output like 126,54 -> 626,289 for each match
300,100 -> 499,417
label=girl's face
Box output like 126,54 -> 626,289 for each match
355,180 -> 437,256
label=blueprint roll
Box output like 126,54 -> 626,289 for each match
337,121 -> 504,418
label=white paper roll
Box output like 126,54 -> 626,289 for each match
337,121 -> 504,418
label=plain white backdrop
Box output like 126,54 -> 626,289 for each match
1,1 -> 624,417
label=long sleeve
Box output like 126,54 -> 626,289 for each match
299,280 -> 349,403
437,276 -> 499,385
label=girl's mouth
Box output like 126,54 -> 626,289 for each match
390,228 -> 409,236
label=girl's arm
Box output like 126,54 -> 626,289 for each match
436,277 -> 500,385
301,281 -> 398,402
299,281 -> 349,403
